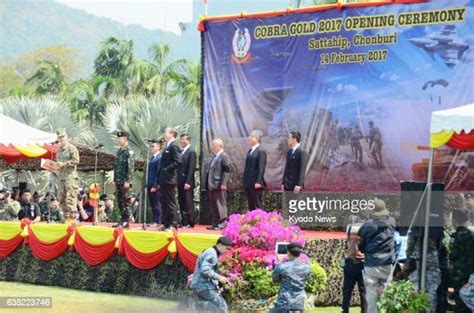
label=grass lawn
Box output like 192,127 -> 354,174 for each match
0,281 -> 357,312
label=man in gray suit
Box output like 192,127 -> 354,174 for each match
206,139 -> 231,230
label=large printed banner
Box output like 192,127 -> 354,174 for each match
202,0 -> 474,192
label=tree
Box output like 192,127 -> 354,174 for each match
101,95 -> 200,154
124,59 -> 155,96
25,60 -> 65,95
169,61 -> 201,111
5,45 -> 82,80
0,65 -> 24,97
0,96 -> 90,141
94,37 -> 133,80
145,43 -> 187,95
63,76 -> 119,126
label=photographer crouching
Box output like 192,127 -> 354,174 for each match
189,236 -> 233,312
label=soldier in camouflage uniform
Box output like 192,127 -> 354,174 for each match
450,209 -> 474,313
189,236 -> 233,312
406,234 -> 441,312
368,121 -> 383,168
56,129 -> 80,223
1,191 -> 21,221
350,125 -> 364,163
271,243 -> 312,313
113,131 -> 134,228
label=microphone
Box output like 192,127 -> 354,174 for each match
94,143 -> 104,149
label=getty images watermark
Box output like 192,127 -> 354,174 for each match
282,191 -> 447,228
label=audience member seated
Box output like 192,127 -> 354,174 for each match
18,189 -> 41,223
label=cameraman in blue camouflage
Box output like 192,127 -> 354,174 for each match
189,236 -> 233,312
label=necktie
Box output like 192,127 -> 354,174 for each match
210,154 -> 218,167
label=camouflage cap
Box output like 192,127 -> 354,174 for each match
117,131 -> 129,138
56,128 -> 67,137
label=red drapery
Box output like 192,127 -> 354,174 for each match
72,231 -> 117,266
119,236 -> 169,270
0,235 -> 23,259
447,130 -> 474,150
22,221 -> 73,262
175,236 -> 198,272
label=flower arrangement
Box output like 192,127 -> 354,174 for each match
219,209 -> 326,305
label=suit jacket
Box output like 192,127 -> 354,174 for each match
158,140 -> 181,185
243,145 -> 267,189
178,146 -> 197,189
206,151 -> 231,191
282,147 -> 308,190
147,153 -> 161,187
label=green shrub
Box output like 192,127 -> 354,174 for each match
377,280 -> 430,313
306,261 -> 328,294
244,265 -> 279,299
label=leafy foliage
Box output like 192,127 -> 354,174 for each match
306,261 -> 328,293
377,280 -> 430,313
25,60 -> 65,95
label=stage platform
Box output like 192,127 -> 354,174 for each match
94,223 -> 347,240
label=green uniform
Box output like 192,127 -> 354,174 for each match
56,142 -> 80,219
114,146 -> 134,222
450,226 -> 474,312
1,201 -> 21,221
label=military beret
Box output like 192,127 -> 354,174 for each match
56,128 -> 67,137
117,131 -> 129,138
287,242 -> 304,253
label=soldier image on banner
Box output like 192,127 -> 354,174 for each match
350,125 -> 364,164
55,128 -> 80,224
368,121 -> 383,169
113,131 -> 134,228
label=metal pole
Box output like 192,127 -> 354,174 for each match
143,145 -> 151,230
93,149 -> 98,225
420,147 -> 435,292
205,0 -> 208,16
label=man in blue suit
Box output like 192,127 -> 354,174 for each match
148,139 -> 165,227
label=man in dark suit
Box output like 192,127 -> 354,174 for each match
282,131 -> 308,194
243,130 -> 267,210
178,134 -> 197,228
158,127 -> 181,230
147,139 -> 165,227
206,139 -> 231,230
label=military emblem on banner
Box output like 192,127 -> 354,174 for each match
231,27 -> 252,64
